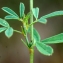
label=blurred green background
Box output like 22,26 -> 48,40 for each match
0,0 -> 63,63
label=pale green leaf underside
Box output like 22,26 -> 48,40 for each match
2,7 -> 19,17
0,18 -> 9,27
5,15 -> 19,19
36,42 -> 53,56
5,27 -> 13,38
20,3 -> 25,18
38,17 -> 47,24
41,33 -> 63,44
42,11 -> 63,18
0,27 -> 7,33
32,7 -> 39,19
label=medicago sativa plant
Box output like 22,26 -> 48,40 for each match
0,0 -> 63,63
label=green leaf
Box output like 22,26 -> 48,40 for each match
2,7 -> 19,17
24,12 -> 31,23
0,18 -> 9,27
33,28 -> 40,42
20,3 -> 25,18
36,42 -> 53,56
32,7 -> 39,19
41,33 -> 63,44
38,17 -> 47,24
5,27 -> 13,38
28,27 -> 40,42
5,15 -> 19,19
42,11 -> 63,19
0,27 -> 7,33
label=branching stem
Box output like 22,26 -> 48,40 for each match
29,20 -> 37,26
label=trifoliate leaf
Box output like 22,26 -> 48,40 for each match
36,42 -> 53,56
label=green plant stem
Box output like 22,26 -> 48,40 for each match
21,39 -> 28,47
23,23 -> 29,43
30,0 -> 34,63
30,0 -> 33,42
29,48 -> 34,63
29,20 -> 37,26
25,33 -> 29,45
14,30 -> 22,34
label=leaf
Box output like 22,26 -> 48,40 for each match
24,12 -> 31,23
0,18 -> 9,27
32,7 -> 39,19
42,11 -> 63,19
41,33 -> 63,44
5,15 -> 19,19
26,12 -> 31,20
20,3 -> 25,18
38,17 -> 47,24
36,42 -> 53,56
2,7 -> 19,17
5,27 -> 13,38
33,28 -> 40,42
0,27 -> 7,33
28,27 -> 40,42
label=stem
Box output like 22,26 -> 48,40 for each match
14,30 -> 22,34
23,23 -> 29,44
29,20 -> 37,26
21,39 -> 28,47
30,0 -> 33,42
30,0 -> 34,63
25,33 -> 29,44
29,48 -> 34,63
